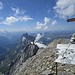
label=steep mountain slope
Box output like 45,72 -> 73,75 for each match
0,33 -> 39,75
11,38 -> 75,75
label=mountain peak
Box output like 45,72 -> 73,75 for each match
22,33 -> 28,37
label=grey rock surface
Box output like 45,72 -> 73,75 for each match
10,39 -> 75,75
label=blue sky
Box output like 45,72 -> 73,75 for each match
0,0 -> 75,32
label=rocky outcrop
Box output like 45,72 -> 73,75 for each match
9,44 -> 39,75
7,33 -> 39,75
0,72 -> 4,75
11,38 -> 75,75
0,33 -> 39,75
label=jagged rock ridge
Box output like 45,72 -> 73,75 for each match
0,33 -> 39,75
10,39 -> 75,75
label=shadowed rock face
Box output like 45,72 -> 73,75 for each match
0,33 -> 39,75
8,33 -> 39,75
10,38 -> 75,75
9,44 -> 39,75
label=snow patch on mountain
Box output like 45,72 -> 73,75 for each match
35,42 -> 47,48
34,33 -> 47,48
22,36 -> 26,42
34,33 -> 44,42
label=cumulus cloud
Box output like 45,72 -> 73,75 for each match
11,7 -> 20,15
11,7 -> 25,16
0,6 -> 33,25
36,22 -> 44,30
36,17 -> 50,30
3,16 -> 18,25
51,20 -> 57,25
1,16 -> 33,25
44,17 -> 50,25
0,2 -> 3,9
53,0 -> 75,19
44,26 -> 48,30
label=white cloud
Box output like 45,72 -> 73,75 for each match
1,16 -> 33,25
11,7 -> 20,15
51,20 -> 57,25
44,17 -> 50,25
36,17 -> 50,30
11,7 -> 25,16
3,16 -> 18,25
0,6 -> 33,25
36,22 -> 44,30
19,16 -> 33,21
53,0 -> 75,19
34,33 -> 44,42
0,2 -> 3,9
44,26 -> 48,30
35,17 -> 57,30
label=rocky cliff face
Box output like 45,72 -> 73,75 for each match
9,44 -> 39,75
8,33 -> 39,75
10,38 -> 75,75
0,33 -> 39,75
